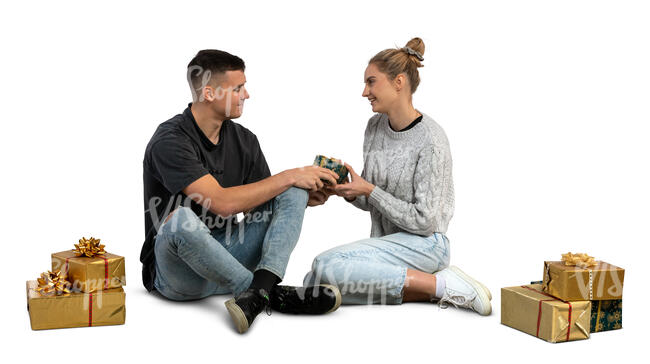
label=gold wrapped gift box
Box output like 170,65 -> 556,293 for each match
26,280 -> 125,330
51,250 -> 126,293
501,284 -> 591,343
542,261 -> 624,301
531,280 -> 623,334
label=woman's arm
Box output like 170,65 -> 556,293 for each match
346,195 -> 370,211
336,145 -> 448,236
342,170 -> 371,211
332,163 -> 374,210
340,115 -> 378,212
367,145 -> 444,236
324,174 -> 370,211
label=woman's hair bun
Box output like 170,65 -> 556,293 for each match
405,37 -> 425,57
369,37 -> 426,93
402,37 -> 425,67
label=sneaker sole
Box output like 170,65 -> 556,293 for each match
225,298 -> 249,334
323,284 -> 342,314
449,266 -> 492,316
477,281 -> 492,301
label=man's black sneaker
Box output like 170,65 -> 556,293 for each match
224,288 -> 271,333
270,284 -> 342,314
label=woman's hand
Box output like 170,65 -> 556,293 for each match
333,163 -> 374,199
310,174 -> 346,206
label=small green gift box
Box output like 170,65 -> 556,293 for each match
313,155 -> 349,184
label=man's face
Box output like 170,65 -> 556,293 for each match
205,70 -> 249,119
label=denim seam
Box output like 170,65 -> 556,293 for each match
232,274 -> 253,296
378,235 -> 443,254
333,243 -> 437,261
393,266 -> 408,304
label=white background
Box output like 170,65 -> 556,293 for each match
2,0 -> 648,362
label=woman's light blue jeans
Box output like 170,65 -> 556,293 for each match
153,187 -> 308,301
302,232 -> 450,305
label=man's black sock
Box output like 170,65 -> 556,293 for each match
249,269 -> 280,294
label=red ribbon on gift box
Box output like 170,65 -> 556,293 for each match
521,285 -> 573,342
88,292 -> 93,326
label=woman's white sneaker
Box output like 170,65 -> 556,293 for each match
433,266 -> 492,316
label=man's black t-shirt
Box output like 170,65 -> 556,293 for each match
140,103 -> 271,292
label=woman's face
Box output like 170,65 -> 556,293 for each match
362,63 -> 398,113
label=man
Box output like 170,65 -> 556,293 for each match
140,49 -> 340,334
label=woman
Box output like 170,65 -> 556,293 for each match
303,38 -> 492,315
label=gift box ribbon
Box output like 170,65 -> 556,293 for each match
561,252 -> 597,268
560,252 -> 596,299
74,237 -> 106,258
88,293 -> 94,326
67,237 -> 110,290
36,270 -> 71,296
34,271 -> 93,326
521,285 -> 589,342
64,257 -> 110,290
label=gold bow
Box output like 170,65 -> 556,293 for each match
561,252 -> 597,268
73,237 -> 106,257
36,270 -> 72,296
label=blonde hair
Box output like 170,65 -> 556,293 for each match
369,37 -> 425,94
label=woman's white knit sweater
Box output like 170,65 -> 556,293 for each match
349,112 -> 455,237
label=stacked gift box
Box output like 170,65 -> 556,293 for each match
26,237 -> 126,330
501,253 -> 624,343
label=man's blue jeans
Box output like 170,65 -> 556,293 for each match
153,187 -> 308,301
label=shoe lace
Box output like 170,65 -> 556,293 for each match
246,289 -> 272,317
277,287 -> 311,306
436,289 -> 476,310
261,290 -> 272,316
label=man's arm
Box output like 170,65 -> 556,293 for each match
183,166 -> 339,217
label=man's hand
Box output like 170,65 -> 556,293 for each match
283,165 -> 339,192
182,164 -> 338,217
307,190 -> 329,207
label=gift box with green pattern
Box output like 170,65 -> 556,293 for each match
313,155 -> 349,184
590,299 -> 622,333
